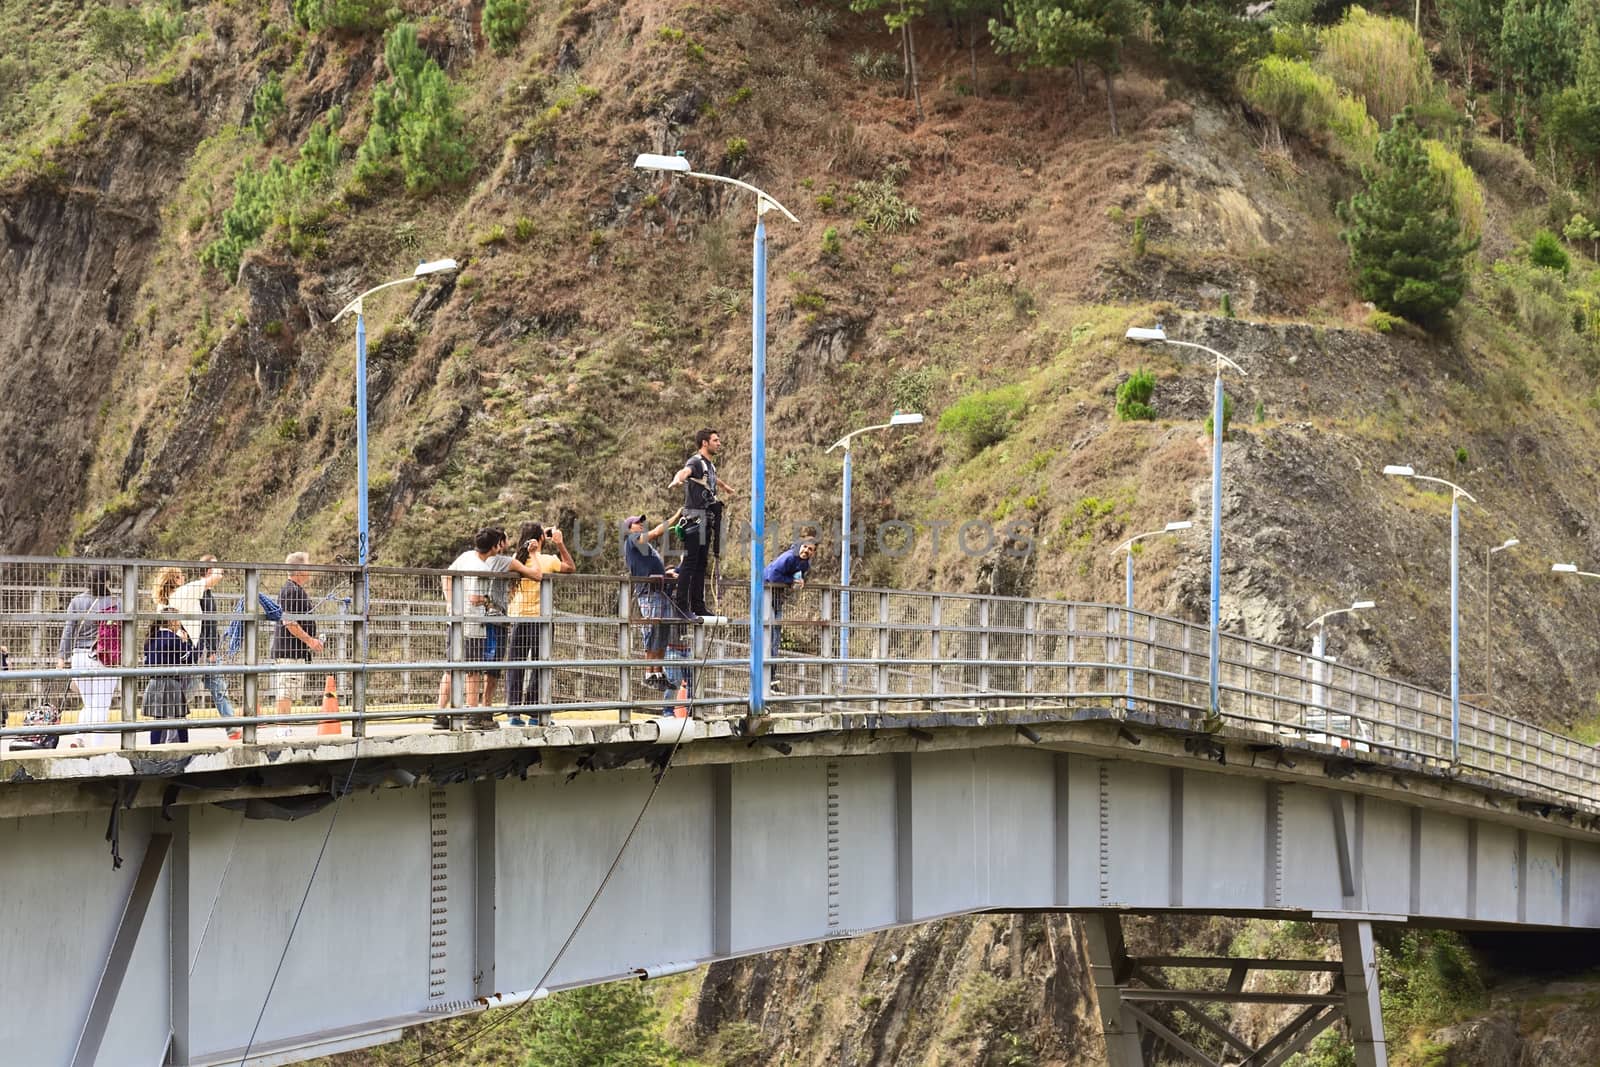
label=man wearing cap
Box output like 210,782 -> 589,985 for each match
624,513 -> 678,691
761,538 -> 815,694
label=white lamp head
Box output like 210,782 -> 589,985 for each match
1125,326 -> 1167,342
1554,563 -> 1579,573
1382,464 -> 1415,477
889,412 -> 924,426
414,258 -> 458,277
1351,599 -> 1376,610
634,152 -> 691,173
1164,521 -> 1194,532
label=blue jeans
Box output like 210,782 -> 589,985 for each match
190,663 -> 235,718
766,591 -> 786,682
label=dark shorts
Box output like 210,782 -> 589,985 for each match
466,623 -> 506,669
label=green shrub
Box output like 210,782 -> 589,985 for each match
1315,5 -> 1432,128
1220,291 -> 1234,317
1530,228 -> 1571,273
852,163 -> 919,233
938,384 -> 1027,455
1564,212 -> 1600,258
1423,139 -> 1484,243
724,136 -> 749,165
1241,55 -> 1378,163
1115,368 -> 1157,420
250,72 -> 286,142
482,0 -> 529,53
821,226 -> 841,258
1132,215 -> 1147,258
292,0 -> 389,34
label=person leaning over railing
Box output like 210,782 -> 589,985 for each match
56,565 -> 120,750
761,538 -> 815,695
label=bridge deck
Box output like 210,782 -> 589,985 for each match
1,556 -> 1594,814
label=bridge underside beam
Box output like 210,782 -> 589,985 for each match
1082,915 -> 1386,1067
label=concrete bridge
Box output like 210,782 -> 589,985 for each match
3,556 -> 1598,1067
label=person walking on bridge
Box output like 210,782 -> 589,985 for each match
57,566 -> 120,750
267,553 -> 324,725
668,428 -> 737,620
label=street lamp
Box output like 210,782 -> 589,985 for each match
333,258 -> 458,570
1126,325 -> 1246,718
1306,599 -> 1377,661
635,152 -> 798,716
1110,520 -> 1192,709
1384,463 -> 1477,761
1305,598 -> 1376,728
1483,538 -> 1518,709
825,412 -> 924,676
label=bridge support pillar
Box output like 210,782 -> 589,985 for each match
1081,914 -> 1145,1067
1339,920 -> 1388,1067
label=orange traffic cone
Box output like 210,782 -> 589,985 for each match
673,678 -> 689,719
318,675 -> 343,735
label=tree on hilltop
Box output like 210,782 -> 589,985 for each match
1339,109 -> 1479,328
990,0 -> 1143,135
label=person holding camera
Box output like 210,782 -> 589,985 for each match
668,428 -> 737,619
505,522 -> 576,725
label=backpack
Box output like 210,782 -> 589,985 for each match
93,598 -> 121,666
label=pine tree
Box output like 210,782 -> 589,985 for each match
1339,109 -> 1479,328
482,0 -> 529,54
990,0 -> 1143,135
356,23 -> 472,193
522,982 -> 672,1067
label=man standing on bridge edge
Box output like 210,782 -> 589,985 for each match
669,428 -> 737,619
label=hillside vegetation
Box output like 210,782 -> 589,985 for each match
7,0 -> 1600,1061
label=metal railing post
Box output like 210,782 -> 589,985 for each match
537,576 -> 554,726
119,565 -> 139,750
819,587 -> 835,698
930,596 -> 943,710
1023,601 -> 1037,713
977,598 -> 992,696
448,572 -> 465,727
874,592 -> 889,714
242,567 -> 259,746
351,566 -> 367,739
617,581 -> 632,724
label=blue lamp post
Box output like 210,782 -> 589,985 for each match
1384,464 -> 1476,762
1110,520 -> 1192,709
333,258 -> 458,571
634,153 -> 798,716
826,412 -> 925,678
1126,326 -> 1246,717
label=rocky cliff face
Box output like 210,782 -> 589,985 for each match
681,914 -> 1102,1066
0,79 -> 202,552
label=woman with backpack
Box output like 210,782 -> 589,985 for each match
144,567 -> 195,745
56,566 -> 121,750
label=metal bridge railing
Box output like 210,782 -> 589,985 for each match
0,556 -> 1595,809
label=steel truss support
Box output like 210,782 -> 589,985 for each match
1080,915 -> 1387,1067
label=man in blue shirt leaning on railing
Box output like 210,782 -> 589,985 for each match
761,539 -> 815,695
